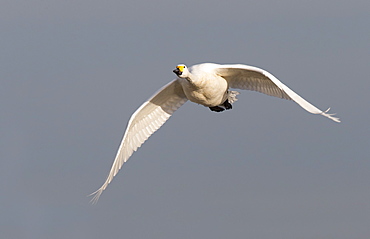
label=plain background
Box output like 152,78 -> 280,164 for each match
1,0 -> 369,238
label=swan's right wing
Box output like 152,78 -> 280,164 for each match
90,79 -> 187,203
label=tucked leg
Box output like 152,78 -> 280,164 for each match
209,106 -> 225,112
223,99 -> 232,110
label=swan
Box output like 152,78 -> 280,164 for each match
90,63 -> 340,203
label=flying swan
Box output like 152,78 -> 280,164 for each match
90,63 -> 340,203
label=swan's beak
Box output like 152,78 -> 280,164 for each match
173,68 -> 182,76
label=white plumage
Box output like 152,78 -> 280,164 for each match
90,63 -> 340,203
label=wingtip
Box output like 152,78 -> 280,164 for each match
321,108 -> 341,123
88,189 -> 103,204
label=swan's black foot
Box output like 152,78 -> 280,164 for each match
223,99 -> 232,110
209,106 -> 225,112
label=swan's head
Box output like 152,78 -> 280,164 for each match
173,64 -> 189,78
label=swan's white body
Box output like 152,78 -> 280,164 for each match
179,64 -> 229,106
90,63 -> 340,203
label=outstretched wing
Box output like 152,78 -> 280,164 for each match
90,79 -> 188,203
214,64 -> 340,122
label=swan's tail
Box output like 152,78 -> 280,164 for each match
228,90 -> 239,104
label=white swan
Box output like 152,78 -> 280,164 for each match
90,63 -> 340,203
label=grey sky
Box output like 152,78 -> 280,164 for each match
1,0 -> 369,238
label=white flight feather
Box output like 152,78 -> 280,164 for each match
214,64 -> 340,122
90,79 -> 187,203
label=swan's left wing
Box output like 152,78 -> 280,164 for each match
214,64 -> 340,122
90,79 -> 188,203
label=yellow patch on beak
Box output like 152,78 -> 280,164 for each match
177,65 -> 185,72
